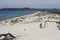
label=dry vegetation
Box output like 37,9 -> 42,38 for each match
1,11 -> 60,25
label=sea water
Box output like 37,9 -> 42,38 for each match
0,11 -> 35,21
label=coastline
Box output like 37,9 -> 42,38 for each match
0,11 -> 38,21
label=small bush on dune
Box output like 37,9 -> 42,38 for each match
21,16 -> 26,20
59,21 -> 60,24
35,13 -> 40,16
19,20 -> 23,22
5,21 -> 9,23
56,21 -> 60,30
56,21 -> 60,24
10,19 -> 19,24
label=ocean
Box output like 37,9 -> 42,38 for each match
0,11 -> 36,21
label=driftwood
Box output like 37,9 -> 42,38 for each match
0,33 -> 16,40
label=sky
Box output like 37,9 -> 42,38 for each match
0,0 -> 60,8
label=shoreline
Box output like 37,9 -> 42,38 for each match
0,11 -> 39,21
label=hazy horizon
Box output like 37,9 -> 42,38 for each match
0,0 -> 60,8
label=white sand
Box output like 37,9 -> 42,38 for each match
0,12 -> 60,40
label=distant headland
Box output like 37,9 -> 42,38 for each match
0,8 -> 60,14
0,7 -> 60,11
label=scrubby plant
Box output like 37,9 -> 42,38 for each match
35,11 -> 49,17
33,18 -> 41,22
5,21 -> 8,23
35,13 -> 40,16
10,19 -> 19,24
40,18 -> 43,20
59,21 -> 60,24
21,16 -> 26,20
56,21 -> 60,24
19,20 -> 23,22
51,16 -> 55,19
56,21 -> 60,30
48,16 -> 50,19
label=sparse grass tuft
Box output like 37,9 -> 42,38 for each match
19,20 -> 23,22
56,21 -> 60,24
10,19 -> 19,24
21,16 -> 27,20
35,13 -> 41,16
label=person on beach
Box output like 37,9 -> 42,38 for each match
40,23 -> 43,29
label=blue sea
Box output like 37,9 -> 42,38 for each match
0,11 -> 36,21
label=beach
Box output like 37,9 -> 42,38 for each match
0,11 -> 60,40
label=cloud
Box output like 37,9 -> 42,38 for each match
0,0 -> 60,8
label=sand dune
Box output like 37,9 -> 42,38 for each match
0,11 -> 60,40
